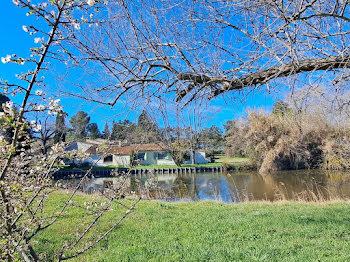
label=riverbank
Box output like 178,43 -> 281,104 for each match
55,157 -> 255,178
35,192 -> 350,261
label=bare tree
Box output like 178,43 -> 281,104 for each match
3,0 -> 350,258
155,99 -> 216,165
54,0 -> 350,107
0,1 -> 139,261
35,114 -> 56,155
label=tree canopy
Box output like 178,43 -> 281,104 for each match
69,111 -> 90,140
52,0 -> 350,107
87,123 -> 100,139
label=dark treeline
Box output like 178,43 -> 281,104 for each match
41,108 -> 225,157
0,94 -> 225,159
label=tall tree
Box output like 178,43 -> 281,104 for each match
87,123 -> 100,139
272,100 -> 291,116
102,123 -> 111,139
130,110 -> 160,144
224,120 -> 248,158
69,111 -> 90,140
110,120 -> 118,140
54,111 -> 67,143
37,115 -> 55,155
137,110 -> 155,130
111,120 -> 136,141
199,125 -> 223,151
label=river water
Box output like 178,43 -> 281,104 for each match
64,170 -> 350,202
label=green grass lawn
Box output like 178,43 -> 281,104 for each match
215,156 -> 250,164
215,156 -> 251,168
34,192 -> 350,261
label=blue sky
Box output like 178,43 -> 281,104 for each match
0,1 -> 282,131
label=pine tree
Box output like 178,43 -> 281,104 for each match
69,111 -> 90,140
134,110 -> 159,144
54,111 -> 67,143
87,123 -> 100,139
102,123 -> 110,139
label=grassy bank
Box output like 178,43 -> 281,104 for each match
215,156 -> 251,167
34,192 -> 350,261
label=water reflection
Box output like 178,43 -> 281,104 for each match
62,170 -> 350,202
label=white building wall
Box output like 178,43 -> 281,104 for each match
138,151 -> 175,166
88,155 -> 102,165
139,151 -> 156,165
88,154 -> 131,167
183,151 -> 210,164
113,155 -> 130,167
157,153 -> 176,165
65,142 -> 92,152
195,152 -> 210,164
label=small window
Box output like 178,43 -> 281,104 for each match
103,155 -> 113,163
158,151 -> 170,160
136,152 -> 145,161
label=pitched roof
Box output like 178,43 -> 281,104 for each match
85,143 -> 165,155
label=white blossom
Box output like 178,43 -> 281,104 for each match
42,2 -> 48,8
36,105 -> 46,111
5,101 -> 13,109
73,23 -> 81,30
87,0 -> 96,6
30,120 -> 42,132
48,98 -> 63,115
12,0 -> 19,6
22,25 -> 29,32
35,90 -> 43,96
34,37 -> 42,44
18,58 -> 25,65
33,124 -> 42,132
1,55 -> 11,64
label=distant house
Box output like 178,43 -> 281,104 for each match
65,141 -> 93,153
183,152 -> 210,165
65,140 -> 210,167
86,143 -> 176,167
